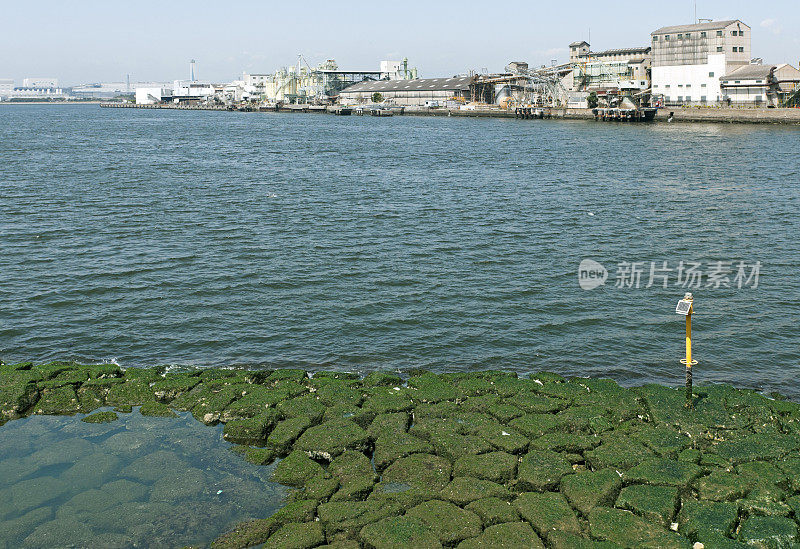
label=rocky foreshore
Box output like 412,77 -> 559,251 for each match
2,362 -> 800,548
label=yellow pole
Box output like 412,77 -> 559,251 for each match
685,309 -> 692,408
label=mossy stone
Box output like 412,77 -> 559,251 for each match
739,483 -> 791,517
265,521 -> 325,549
381,453 -> 451,489
268,416 -> 313,454
362,387 -> 412,414
243,446 -> 276,466
139,401 -> 177,417
34,385 -> 81,414
429,432 -> 494,463
211,499 -> 317,549
10,476 -> 70,513
453,451 -> 518,483
222,412 -> 279,445
373,432 -> 434,472
624,458 -> 702,487
328,450 -> 376,502
440,477 -> 511,506
457,521 -> 545,549
615,484 -> 678,527
150,374 -> 200,402
693,470 -> 753,502
514,491 -> 581,541
362,371 -> 402,387
738,516 -> 798,548
678,448 -> 701,464
366,412 -> 408,439
465,497 -> 521,527
515,449 -> 573,491
81,410 -> 118,423
548,532 -> 624,549
508,413 -> 560,438
529,432 -> 599,453
219,386 -> 277,420
776,457 -> 800,492
317,499 -> 404,540
121,366 -> 164,382
294,418 -> 369,461
405,500 -> 482,545
316,383 -> 363,408
192,384 -> 250,424
475,424 -> 529,455
270,450 -> 325,487
588,507 -> 690,549
105,380 -> 155,407
715,432 -> 800,464
149,467 -> 206,502
677,499 -> 739,540
561,468 -> 622,515
585,437 -> 655,470
407,373 -> 460,403
358,515 -> 442,549
120,450 -> 186,483
277,394 -> 327,424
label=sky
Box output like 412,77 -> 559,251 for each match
1,0 -> 798,86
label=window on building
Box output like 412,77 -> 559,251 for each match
735,80 -> 740,84
717,47 -> 723,52
686,96 -> 692,102
756,80 -> 762,84
716,31 -> 723,37
731,30 -> 737,36
756,95 -> 762,101
701,83 -> 707,87
709,72 -> 714,77
677,96 -> 683,101
685,33 -> 691,38
665,85 -> 671,89
653,36 -> 658,41
665,35 -> 670,41
701,96 -> 707,102
678,84 -> 683,88
701,31 -> 707,38
677,34 -> 683,39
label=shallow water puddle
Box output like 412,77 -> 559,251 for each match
0,409 -> 288,548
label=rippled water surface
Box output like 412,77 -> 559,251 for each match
1,105 -> 799,395
0,410 -> 286,547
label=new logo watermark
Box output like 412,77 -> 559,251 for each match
578,260 -> 761,290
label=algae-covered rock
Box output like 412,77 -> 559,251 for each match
693,470 -> 752,502
34,385 -> 81,415
714,432 -> 800,464
474,423 -> 529,455
328,450 -> 376,502
121,450 -> 187,483
381,453 -> 451,489
548,532 -> 624,549
265,521 -> 325,549
615,484 -> 678,527
407,372 -> 460,403
465,497 -> 521,527
585,437 -> 655,470
529,432 -> 599,453
317,499 -> 404,540
405,500 -> 482,545
624,458 -> 702,487
440,477 -> 511,506
105,380 -> 155,407
242,446 -> 276,466
677,499 -> 739,540
268,416 -> 313,454
373,432 -> 433,471
212,499 -> 317,549
81,410 -> 118,423
361,371 -> 402,388
513,491 -> 581,541
270,450 -> 325,487
150,373 -> 200,402
588,507 -> 690,549
277,394 -> 327,424
222,412 -> 279,445
457,521 -> 545,549
149,467 -> 207,502
429,432 -> 494,463
294,418 -> 370,460
738,515 -> 798,548
10,476 -> 69,514
139,401 -> 177,417
453,451 -> 518,483
515,449 -> 573,491
561,468 -> 622,515
359,515 -> 442,549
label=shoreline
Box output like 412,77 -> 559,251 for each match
95,101 -> 800,125
3,362 -> 800,547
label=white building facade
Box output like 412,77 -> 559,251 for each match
0,79 -> 13,99
651,20 -> 751,105
135,87 -> 173,104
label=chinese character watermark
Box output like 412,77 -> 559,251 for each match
578,260 -> 761,290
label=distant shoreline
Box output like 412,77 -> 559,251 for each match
0,101 -> 106,105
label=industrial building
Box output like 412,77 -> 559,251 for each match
337,77 -> 473,107
0,79 -> 13,100
720,63 -> 800,106
566,43 -> 652,92
651,20 -> 751,105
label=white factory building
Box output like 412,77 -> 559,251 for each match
651,20 -> 751,105
338,77 -> 473,107
0,79 -> 13,99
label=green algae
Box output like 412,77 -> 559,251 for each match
5,363 -> 800,548
80,410 -> 118,423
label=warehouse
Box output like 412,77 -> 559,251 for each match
337,77 -> 473,106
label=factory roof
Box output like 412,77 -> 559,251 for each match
340,77 -> 474,93
651,20 -> 745,35
592,47 -> 651,56
721,64 -> 775,81
570,41 -> 590,47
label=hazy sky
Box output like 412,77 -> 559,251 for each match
1,0 -> 797,85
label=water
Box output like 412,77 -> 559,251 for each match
0,410 -> 287,547
1,105 -> 799,396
